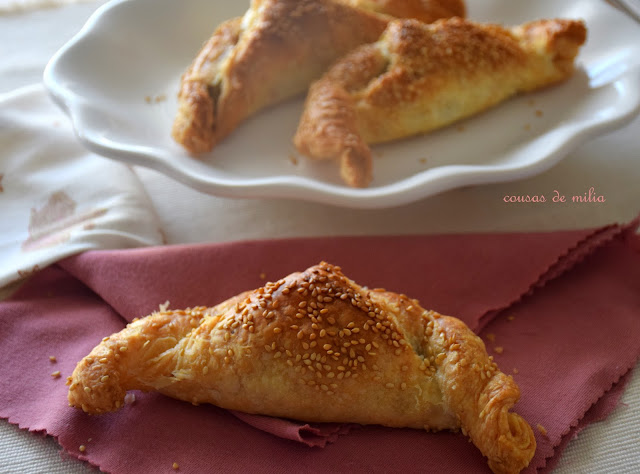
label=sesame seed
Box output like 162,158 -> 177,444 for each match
51,371 -> 61,378
49,356 -> 57,363
172,462 -> 180,470
79,445 -> 86,453
537,424 -> 548,437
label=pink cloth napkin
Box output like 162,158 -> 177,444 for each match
1,220 -> 639,473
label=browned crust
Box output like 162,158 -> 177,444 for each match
171,0 -> 467,155
171,17 -> 242,154
293,44 -> 390,187
347,0 -> 466,24
68,261 -> 534,473
432,315 -> 536,474
293,17 -> 587,187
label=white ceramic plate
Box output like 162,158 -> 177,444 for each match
44,0 -> 640,209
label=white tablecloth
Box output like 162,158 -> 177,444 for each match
1,1 -> 639,472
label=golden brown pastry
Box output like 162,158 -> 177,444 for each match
294,17 -> 588,187
68,262 -> 535,474
343,0 -> 465,23
171,0 -> 466,154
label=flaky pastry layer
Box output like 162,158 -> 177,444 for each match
68,262 -> 535,474
294,17 -> 587,187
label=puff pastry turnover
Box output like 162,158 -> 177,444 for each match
171,0 -> 466,154
294,17 -> 587,187
68,262 -> 535,474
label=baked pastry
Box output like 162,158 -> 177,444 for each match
171,0 -> 466,154
294,17 -> 587,187
343,0 -> 465,24
68,262 -> 535,474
